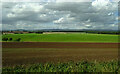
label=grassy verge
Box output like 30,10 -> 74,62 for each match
2,33 -> 118,42
2,60 -> 120,72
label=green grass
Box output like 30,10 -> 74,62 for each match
2,61 -> 119,72
0,35 -> 2,41
2,33 -> 118,42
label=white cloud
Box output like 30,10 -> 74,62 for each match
92,0 -> 117,11
53,14 -> 75,24
1,0 -> 120,2
7,13 -> 16,18
56,0 -> 92,2
53,17 -> 64,24
12,3 -> 44,13
1,0 -> 92,2
108,12 -> 114,16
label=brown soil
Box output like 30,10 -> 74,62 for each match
2,42 -> 119,67
2,42 -> 119,48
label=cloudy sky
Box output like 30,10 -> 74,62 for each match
1,0 -> 119,30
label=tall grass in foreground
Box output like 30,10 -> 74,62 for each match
2,60 -> 120,72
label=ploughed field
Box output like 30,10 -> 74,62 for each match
2,42 -> 119,72
3,42 -> 118,67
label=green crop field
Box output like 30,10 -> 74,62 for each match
2,33 -> 118,42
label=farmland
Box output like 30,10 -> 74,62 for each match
2,33 -> 118,42
2,46 -> 119,72
2,33 -> 119,72
2,42 -> 119,72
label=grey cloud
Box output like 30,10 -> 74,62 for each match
2,1 -> 118,30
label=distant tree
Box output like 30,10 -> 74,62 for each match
36,32 -> 43,34
14,33 -> 19,34
9,38 -> 13,41
29,32 -> 33,33
15,38 -> 21,42
2,38 -> 8,41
